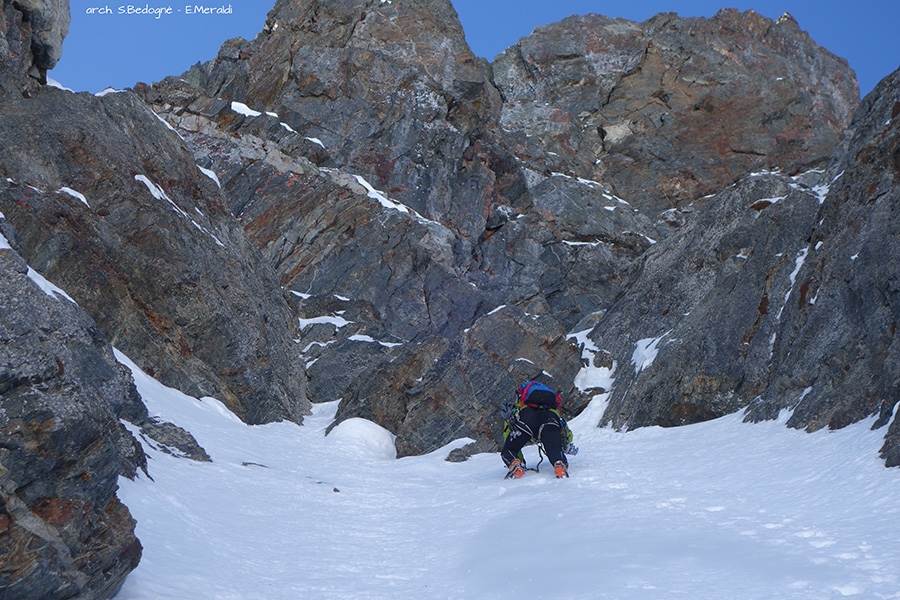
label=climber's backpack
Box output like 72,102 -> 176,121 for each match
516,380 -> 562,410
501,381 -> 574,448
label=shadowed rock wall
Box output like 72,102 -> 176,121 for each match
137,0 -> 863,457
0,229 -> 143,599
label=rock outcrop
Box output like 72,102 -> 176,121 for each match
0,0 -> 69,90
587,169 -> 826,428
0,2 -> 224,596
584,66 -> 900,463
752,67 -> 900,465
493,9 -> 858,213
0,83 -> 310,426
1,3 -> 144,597
0,226 -> 143,599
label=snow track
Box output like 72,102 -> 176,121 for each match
116,352 -> 900,599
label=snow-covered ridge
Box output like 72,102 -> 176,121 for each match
25,267 -> 78,304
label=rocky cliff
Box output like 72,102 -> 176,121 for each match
2,2 -> 142,597
0,87 -> 311,425
1,209 -> 210,597
0,222 -> 144,597
1,0 -> 294,596
4,0 -> 900,592
0,10 -> 310,426
582,66 -> 900,465
135,0 -> 866,458
759,69 -> 900,466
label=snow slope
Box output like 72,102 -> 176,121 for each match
114,351 -> 900,599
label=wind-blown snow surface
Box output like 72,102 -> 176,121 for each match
115,352 -> 900,600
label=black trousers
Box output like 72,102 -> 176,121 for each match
501,406 -> 567,467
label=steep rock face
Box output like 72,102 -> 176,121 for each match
138,76 -> 487,341
185,0 -> 503,244
0,3 -> 222,595
748,68 -> 900,463
0,0 -> 69,91
139,0 -> 642,454
493,9 -> 859,213
587,171 -> 825,429
0,232 -> 142,599
141,76 -> 598,454
0,85 -> 310,425
139,1 -> 862,456
586,68 -> 900,466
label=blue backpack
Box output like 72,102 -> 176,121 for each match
515,380 -> 562,410
500,380 -> 576,458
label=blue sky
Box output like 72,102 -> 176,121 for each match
53,1 -> 898,98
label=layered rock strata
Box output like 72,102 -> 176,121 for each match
139,0 -> 860,456
0,85 -> 310,426
0,227 -> 143,599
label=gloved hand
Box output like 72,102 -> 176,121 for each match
500,399 -> 516,420
564,442 -> 579,456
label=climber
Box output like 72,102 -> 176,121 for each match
500,380 -> 574,479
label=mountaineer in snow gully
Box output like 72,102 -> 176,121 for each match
501,380 -> 576,479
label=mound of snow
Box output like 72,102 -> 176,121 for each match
326,417 -> 397,461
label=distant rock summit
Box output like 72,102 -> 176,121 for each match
3,0 -> 900,595
496,9 -> 857,212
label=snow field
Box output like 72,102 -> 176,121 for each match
115,351 -> 900,599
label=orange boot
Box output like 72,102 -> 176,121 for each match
554,461 -> 568,478
507,458 -> 525,479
